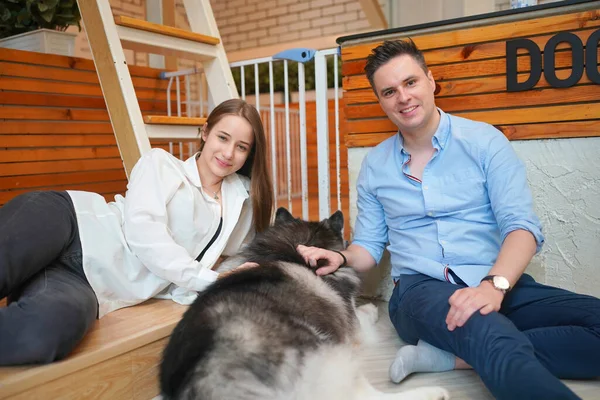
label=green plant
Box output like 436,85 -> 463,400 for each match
0,0 -> 81,39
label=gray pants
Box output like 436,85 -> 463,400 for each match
0,191 -> 98,365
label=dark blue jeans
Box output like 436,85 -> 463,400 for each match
0,191 -> 98,365
389,273 -> 600,400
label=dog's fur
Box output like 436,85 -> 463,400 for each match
160,208 -> 449,400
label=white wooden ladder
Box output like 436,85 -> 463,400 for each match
76,0 -> 238,175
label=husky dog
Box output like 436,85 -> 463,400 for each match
160,208 -> 449,400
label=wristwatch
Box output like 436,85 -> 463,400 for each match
480,275 -> 511,294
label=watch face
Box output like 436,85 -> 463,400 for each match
493,276 -> 510,290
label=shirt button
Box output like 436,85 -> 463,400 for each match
424,186 -> 429,190
427,212 -> 433,216
441,240 -> 446,245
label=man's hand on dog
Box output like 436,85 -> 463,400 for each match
296,245 -> 344,276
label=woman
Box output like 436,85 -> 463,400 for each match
0,99 -> 273,365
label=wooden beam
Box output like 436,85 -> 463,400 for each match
182,0 -> 238,105
358,0 -> 388,30
76,0 -> 151,177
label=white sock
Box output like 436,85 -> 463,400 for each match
389,340 -> 455,383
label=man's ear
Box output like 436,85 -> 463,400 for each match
427,70 -> 436,92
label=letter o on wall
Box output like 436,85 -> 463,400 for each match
586,29 -> 600,84
543,32 -> 584,88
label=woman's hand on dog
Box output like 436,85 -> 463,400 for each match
217,262 -> 259,279
296,245 -> 344,276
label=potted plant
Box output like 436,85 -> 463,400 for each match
0,0 -> 81,56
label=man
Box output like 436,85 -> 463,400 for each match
297,40 -> 600,400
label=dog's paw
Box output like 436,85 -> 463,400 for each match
356,303 -> 379,324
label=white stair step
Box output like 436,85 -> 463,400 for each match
145,123 -> 202,140
115,16 -> 220,61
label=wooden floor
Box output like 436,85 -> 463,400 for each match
360,302 -> 600,399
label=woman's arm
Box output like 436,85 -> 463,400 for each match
122,150 -> 218,291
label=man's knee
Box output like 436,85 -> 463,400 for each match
457,312 -> 535,374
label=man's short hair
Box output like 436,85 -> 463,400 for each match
364,39 -> 428,93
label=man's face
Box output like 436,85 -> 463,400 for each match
372,54 -> 438,136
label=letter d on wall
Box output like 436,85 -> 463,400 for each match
506,39 -> 542,92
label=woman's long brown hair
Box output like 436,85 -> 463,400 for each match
200,99 -> 274,233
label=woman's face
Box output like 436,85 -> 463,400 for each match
198,114 -> 254,181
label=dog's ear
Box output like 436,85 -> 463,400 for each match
274,207 -> 296,225
328,210 -> 344,233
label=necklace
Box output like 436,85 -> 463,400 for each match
204,183 -> 222,200
206,188 -> 219,200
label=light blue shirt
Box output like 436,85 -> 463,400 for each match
353,109 -> 544,287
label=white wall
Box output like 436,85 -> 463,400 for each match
349,137 -> 600,300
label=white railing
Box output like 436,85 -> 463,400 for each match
156,48 -> 342,220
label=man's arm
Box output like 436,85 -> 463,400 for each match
445,229 -> 536,331
297,243 -> 377,275
446,129 -> 543,331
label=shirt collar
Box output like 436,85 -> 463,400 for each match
395,107 -> 450,153
184,153 -> 249,199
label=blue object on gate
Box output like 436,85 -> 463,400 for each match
273,48 -> 317,63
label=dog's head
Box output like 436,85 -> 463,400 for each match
239,207 -> 345,266
273,207 -> 345,251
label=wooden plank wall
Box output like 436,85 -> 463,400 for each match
341,9 -> 600,148
0,48 -> 193,207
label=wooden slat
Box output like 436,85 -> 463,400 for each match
0,61 -> 173,90
1,135 -> 117,147
0,47 -> 174,79
345,103 -> 600,134
344,67 -> 597,97
498,120 -> 600,140
455,103 -> 600,125
0,107 -> 110,121
1,147 -> 121,163
0,77 -> 178,102
341,10 -> 600,61
417,28 -> 600,67
0,92 -> 172,113
345,84 -> 600,119
437,85 -> 600,113
0,170 -> 127,191
0,158 -> 125,177
144,116 -> 206,125
345,132 -> 396,147
345,120 -> 600,148
0,122 -> 114,135
114,16 -> 220,45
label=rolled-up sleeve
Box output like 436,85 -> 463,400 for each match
353,156 -> 389,264
485,131 -> 545,253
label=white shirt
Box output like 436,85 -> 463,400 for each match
68,149 -> 253,317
